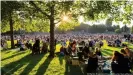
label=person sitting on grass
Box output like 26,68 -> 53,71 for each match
1,39 -> 8,50
124,47 -> 133,58
87,52 -> 98,73
1,39 -> 4,48
121,49 -> 128,57
99,41 -> 103,48
95,47 -> 102,57
65,42 -> 72,56
32,39 -> 40,54
60,46 -> 66,56
25,40 -> 32,50
124,47 -> 133,65
71,41 -> 78,57
81,40 -> 85,46
15,39 -> 21,47
122,43 -> 127,47
111,51 -> 131,73
107,41 -> 112,47
89,40 -> 95,51
20,40 -> 26,51
115,39 -> 121,47
41,42 -> 48,54
82,44 -> 90,59
121,49 -> 132,69
130,35 -> 133,43
64,42 -> 72,64
95,41 -> 100,48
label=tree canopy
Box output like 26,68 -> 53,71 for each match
2,1 -> 133,33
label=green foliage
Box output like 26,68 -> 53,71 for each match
27,1 -> 76,33
131,26 -> 133,34
1,20 -> 10,33
58,18 -> 80,31
106,18 -> 113,26
74,24 -> 107,33
1,1 -> 24,21
85,1 -> 112,21
88,24 -> 107,33
121,25 -> 130,32
1,1 -> 50,33
2,1 -> 133,33
1,1 -> 25,33
72,23 -> 121,33
74,23 -> 89,32
13,20 -> 22,31
115,29 -> 121,34
111,1 -> 133,25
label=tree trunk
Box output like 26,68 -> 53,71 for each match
49,18 -> 55,57
49,4 -> 55,58
9,15 -> 15,49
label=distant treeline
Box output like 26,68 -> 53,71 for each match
55,23 -> 131,34
1,23 -> 131,35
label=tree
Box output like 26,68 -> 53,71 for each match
106,18 -> 112,26
110,1 -> 133,25
74,23 -> 90,32
1,1 -> 122,54
29,1 -> 75,57
1,1 -> 24,48
115,29 -> 121,34
2,1 -> 118,57
28,1 -> 115,57
131,26 -> 133,34
121,25 -> 129,33
24,18 -> 50,32
58,18 -> 80,31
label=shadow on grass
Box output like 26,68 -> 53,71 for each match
104,48 -> 121,52
19,54 -> 45,75
102,50 -> 113,56
1,50 -> 15,56
1,48 -> 21,54
1,47 -> 20,51
65,63 -> 84,75
5,51 -> 11,54
35,56 -> 53,75
2,53 -> 45,75
2,52 -> 26,61
1,54 -> 31,75
1,50 -> 11,52
103,49 -> 113,52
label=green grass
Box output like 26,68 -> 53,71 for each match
1,40 -> 133,75
1,51 -> 84,75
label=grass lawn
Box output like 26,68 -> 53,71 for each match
1,40 -> 133,75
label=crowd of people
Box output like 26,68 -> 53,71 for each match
1,33 -> 133,74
